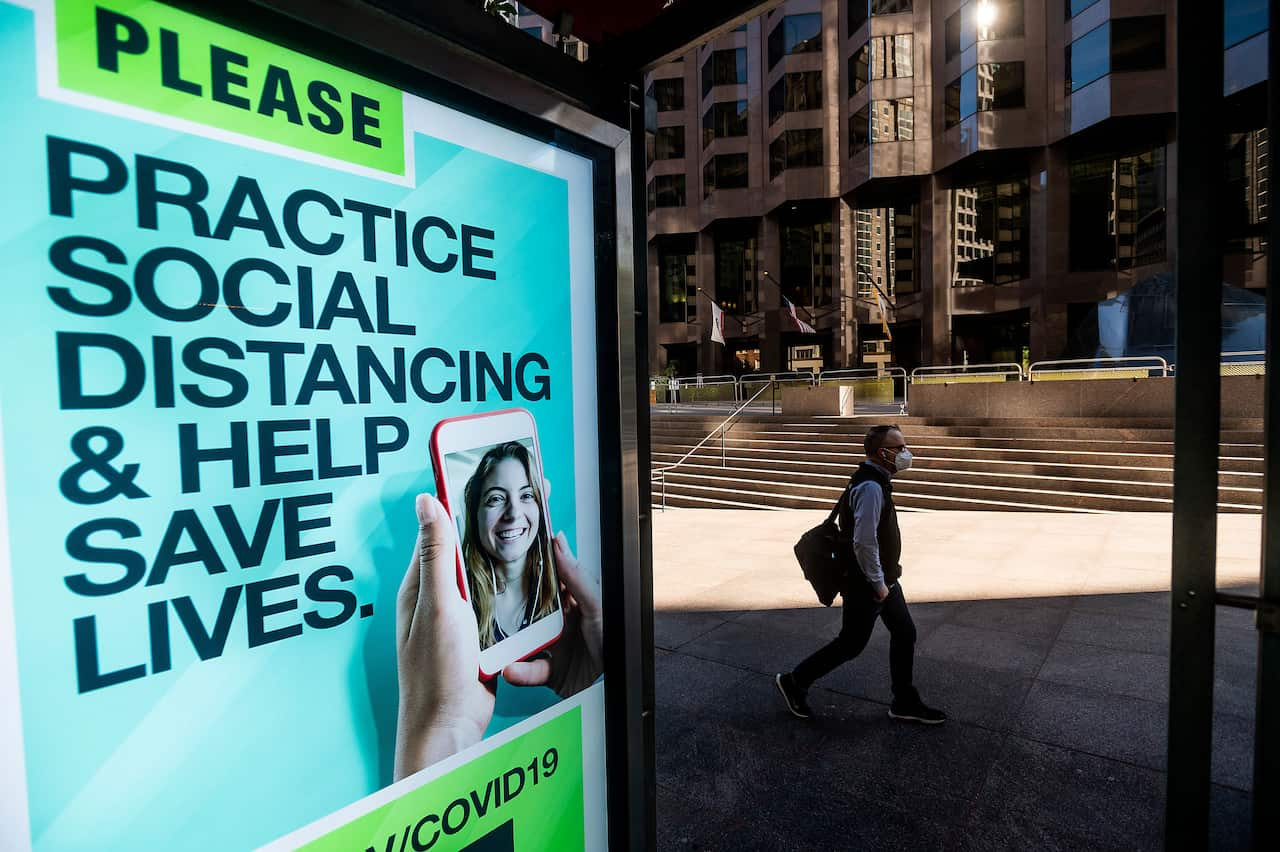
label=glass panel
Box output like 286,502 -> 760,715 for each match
953,175 -> 1029,285
655,126 -> 684,160
654,175 -> 686,208
944,78 -> 962,128
786,71 -> 823,113
769,135 -> 786,179
849,0 -> 869,35
1225,128 -> 1271,259
769,78 -> 784,125
715,232 -> 758,313
1225,0 -> 1268,48
849,45 -> 869,95
870,98 -> 913,143
653,78 -> 684,111
871,0 -> 912,13
1069,153 -> 1114,270
657,236 -> 697,323
781,211 -> 835,307
981,62 -> 1025,110
960,67 -> 977,120
703,100 -> 749,146
945,11 -> 961,61
892,204 -> 918,294
1067,23 -> 1109,92
716,153 -> 749,189
978,0 -> 1025,41
768,13 -> 823,69
1068,0 -> 1101,18
868,34 -> 913,80
850,106 -> 871,156
702,49 -> 746,97
1111,16 -> 1165,73
1115,147 -> 1167,269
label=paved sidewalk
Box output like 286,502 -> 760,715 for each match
652,509 -> 1260,851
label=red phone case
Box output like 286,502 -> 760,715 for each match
428,408 -> 564,680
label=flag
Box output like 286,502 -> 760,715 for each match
784,297 -> 817,334
874,290 -> 894,342
710,299 -> 725,345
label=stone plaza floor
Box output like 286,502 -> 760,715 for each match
651,509 -> 1261,851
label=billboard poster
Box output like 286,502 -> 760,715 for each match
0,1 -> 610,849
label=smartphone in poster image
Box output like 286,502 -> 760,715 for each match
431,408 -> 564,679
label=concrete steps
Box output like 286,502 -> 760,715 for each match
650,413 -> 1264,513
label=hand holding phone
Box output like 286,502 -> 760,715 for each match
392,494 -> 495,781
431,409 -> 565,679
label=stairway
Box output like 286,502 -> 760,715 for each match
650,413 -> 1264,513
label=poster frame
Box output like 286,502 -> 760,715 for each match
0,0 -> 653,848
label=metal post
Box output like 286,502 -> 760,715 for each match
772,379 -> 777,415
1255,0 -> 1280,843
1167,2 -> 1224,848
720,427 -> 725,467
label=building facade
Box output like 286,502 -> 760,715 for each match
644,0 -> 1270,378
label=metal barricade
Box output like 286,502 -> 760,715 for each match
1219,351 -> 1266,377
738,371 -> 814,412
1027,356 -> 1169,382
910,363 -> 1024,385
818,367 -> 909,413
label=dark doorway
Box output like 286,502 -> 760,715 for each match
951,308 -> 1031,365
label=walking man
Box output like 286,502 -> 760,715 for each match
775,425 -> 946,724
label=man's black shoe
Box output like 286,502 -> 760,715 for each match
774,673 -> 812,719
888,698 -> 947,725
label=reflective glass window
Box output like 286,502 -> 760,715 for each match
702,48 -> 747,97
1225,0 -> 1268,48
651,78 -> 685,111
768,14 -> 823,69
702,100 -> 749,147
1066,23 -> 1109,92
869,98 -> 914,143
1111,16 -> 1165,73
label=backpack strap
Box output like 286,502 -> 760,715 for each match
825,478 -> 855,525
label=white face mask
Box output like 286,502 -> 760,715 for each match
880,446 -> 912,472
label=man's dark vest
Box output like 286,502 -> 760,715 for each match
836,461 -> 902,584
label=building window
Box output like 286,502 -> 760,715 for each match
647,174 -> 686,211
1066,0 -> 1101,17
849,1 -> 914,36
702,100 -> 749,147
702,48 -> 746,97
978,62 -> 1025,110
1226,0 -> 1269,48
850,34 -> 913,95
1225,128 -> 1270,259
952,176 -> 1030,286
657,235 -> 698,323
769,129 -> 824,178
703,153 -> 749,196
780,209 -> 835,307
945,11 -> 962,61
978,0 -> 1025,41
767,13 -> 823,70
648,126 -> 685,165
714,230 -> 758,314
869,98 -> 914,144
1067,17 -> 1165,93
1069,146 -> 1167,271
769,71 -> 822,124
649,78 -> 684,111
1111,16 -> 1165,74
521,26 -> 544,39
849,106 -> 871,156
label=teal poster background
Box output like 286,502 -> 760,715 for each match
0,2 -> 587,849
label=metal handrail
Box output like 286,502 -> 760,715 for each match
1027,356 -> 1169,381
740,370 -> 815,386
911,363 -> 1025,382
651,380 -> 776,510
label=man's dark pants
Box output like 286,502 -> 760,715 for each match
792,575 -> 917,700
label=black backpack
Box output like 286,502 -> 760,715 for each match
793,481 -> 854,606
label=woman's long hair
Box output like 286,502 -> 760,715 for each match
461,441 -> 558,649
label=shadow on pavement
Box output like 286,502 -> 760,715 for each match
654,588 -> 1258,851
